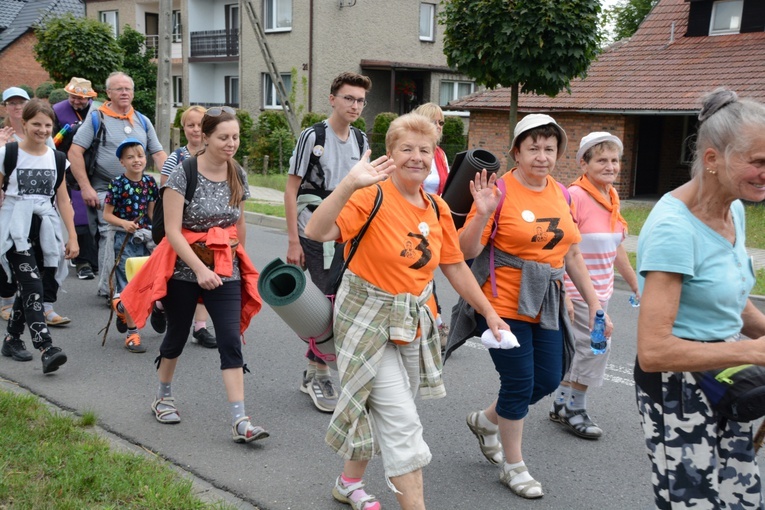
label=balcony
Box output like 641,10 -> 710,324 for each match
145,35 -> 158,58
190,29 -> 239,58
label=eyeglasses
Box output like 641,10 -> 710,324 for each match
108,87 -> 134,93
433,120 -> 445,127
206,106 -> 237,117
336,95 -> 367,107
5,101 -> 27,108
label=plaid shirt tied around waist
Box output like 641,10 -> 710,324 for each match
325,271 -> 445,461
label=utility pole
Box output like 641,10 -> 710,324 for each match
242,0 -> 300,138
155,0 -> 173,153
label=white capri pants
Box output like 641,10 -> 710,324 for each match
368,340 -> 432,479
565,298 -> 610,388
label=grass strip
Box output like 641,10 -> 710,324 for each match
0,390 -> 232,509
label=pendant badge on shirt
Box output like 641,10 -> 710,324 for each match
124,125 -> 132,134
312,145 -> 324,157
521,210 -> 535,222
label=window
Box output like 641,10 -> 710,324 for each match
419,3 -> 435,42
100,10 -> 119,37
439,80 -> 474,106
172,10 -> 182,42
263,73 -> 292,108
709,0 -> 743,35
172,76 -> 183,106
225,76 -> 240,107
265,0 -> 292,32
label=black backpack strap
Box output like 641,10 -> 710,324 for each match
301,121 -> 327,191
351,125 -> 365,156
2,141 -> 19,192
344,184 -> 383,269
181,157 -> 198,206
425,193 -> 440,220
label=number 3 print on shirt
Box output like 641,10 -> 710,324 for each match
531,217 -> 563,250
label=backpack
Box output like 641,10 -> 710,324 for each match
325,188 -> 441,296
2,142 -> 66,204
298,122 -> 366,202
152,157 -> 198,244
65,110 -> 150,191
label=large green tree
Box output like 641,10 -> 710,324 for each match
441,0 -> 601,149
34,14 -> 123,88
604,0 -> 658,42
117,26 -> 158,122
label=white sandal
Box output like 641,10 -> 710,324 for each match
466,411 -> 504,465
332,477 -> 379,510
500,464 -> 543,499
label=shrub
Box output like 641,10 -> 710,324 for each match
351,117 -> 366,133
47,88 -> 69,105
235,109 -> 255,167
35,82 -> 55,99
19,85 -> 34,98
251,110 -> 296,174
441,116 -> 467,163
370,112 -> 397,159
300,111 -> 327,129
172,106 -> 188,146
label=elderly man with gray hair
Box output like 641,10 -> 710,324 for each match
68,72 -> 166,301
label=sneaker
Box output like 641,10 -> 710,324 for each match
40,346 -> 67,374
150,303 -> 166,334
550,403 -> 602,439
332,476 -> 381,510
300,371 -> 338,412
1,333 -> 33,362
191,327 -> 217,348
77,265 -> 95,280
124,332 -> 146,353
112,298 -> 127,333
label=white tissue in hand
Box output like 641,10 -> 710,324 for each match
481,329 -> 519,349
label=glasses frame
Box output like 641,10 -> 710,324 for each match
336,95 -> 368,108
206,106 -> 237,117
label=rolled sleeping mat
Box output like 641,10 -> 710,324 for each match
258,258 -> 336,368
441,148 -> 501,229
125,256 -> 150,282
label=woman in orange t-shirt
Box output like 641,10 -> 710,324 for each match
455,114 -> 613,500
305,113 -> 508,510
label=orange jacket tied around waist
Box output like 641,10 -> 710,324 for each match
120,226 -> 262,336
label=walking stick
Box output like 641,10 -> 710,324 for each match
99,230 -> 132,346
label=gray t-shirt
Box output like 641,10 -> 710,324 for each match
165,164 -> 250,282
72,108 -> 164,191
288,121 -> 369,235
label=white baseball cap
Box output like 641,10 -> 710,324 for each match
576,132 -> 623,163
2,87 -> 30,103
510,114 -> 568,160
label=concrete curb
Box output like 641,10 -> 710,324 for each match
0,378 -> 259,510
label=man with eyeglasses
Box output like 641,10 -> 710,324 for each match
285,71 -> 372,413
69,71 -> 167,300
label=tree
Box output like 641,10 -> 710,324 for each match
34,14 -> 123,88
604,0 -> 658,42
117,26 -> 158,122
441,0 -> 601,151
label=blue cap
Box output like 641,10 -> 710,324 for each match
2,87 -> 30,103
116,137 -> 145,159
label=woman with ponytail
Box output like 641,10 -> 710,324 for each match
121,107 -> 268,443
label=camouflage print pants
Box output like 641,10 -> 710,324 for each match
635,370 -> 764,509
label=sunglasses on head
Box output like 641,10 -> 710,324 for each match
206,106 -> 236,117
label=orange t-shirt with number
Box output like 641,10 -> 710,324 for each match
462,170 -> 581,322
335,178 -> 464,316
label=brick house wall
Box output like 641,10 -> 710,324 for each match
0,31 -> 51,99
466,110 -> 636,198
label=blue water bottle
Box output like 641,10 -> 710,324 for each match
629,294 -> 640,307
590,310 -> 607,355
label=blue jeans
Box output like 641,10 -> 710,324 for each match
112,231 -> 150,294
476,315 -> 563,421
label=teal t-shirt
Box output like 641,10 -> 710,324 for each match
637,194 -> 754,341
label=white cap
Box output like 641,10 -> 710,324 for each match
510,114 -> 568,160
576,132 -> 623,163
2,87 -> 30,103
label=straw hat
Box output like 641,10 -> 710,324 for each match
64,77 -> 97,98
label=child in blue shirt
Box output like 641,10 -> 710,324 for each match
104,138 -> 158,353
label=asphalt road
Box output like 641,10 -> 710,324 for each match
1,222 -> 764,510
